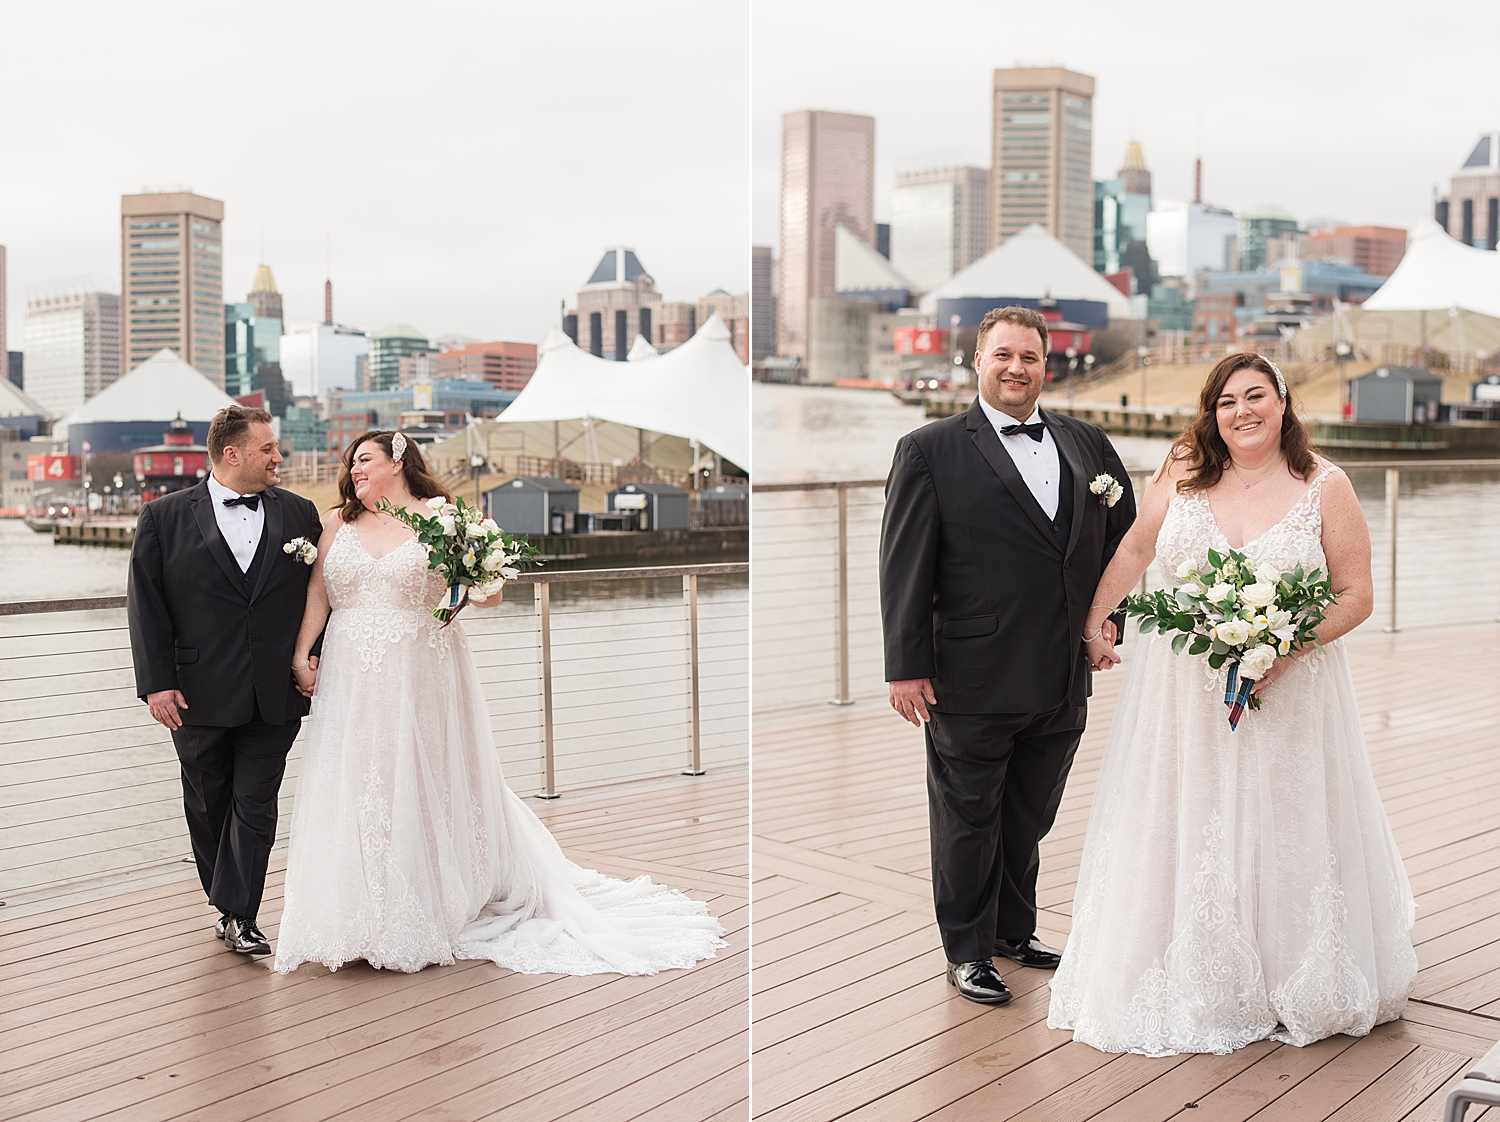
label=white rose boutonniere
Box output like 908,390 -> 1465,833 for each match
283,536 -> 317,565
1089,473 -> 1124,508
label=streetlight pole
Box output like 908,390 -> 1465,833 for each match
1336,340 -> 1352,421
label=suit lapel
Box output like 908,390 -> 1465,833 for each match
1044,411 -> 1088,560
966,401 -> 1063,552
190,481 -> 249,598
249,488 -> 283,605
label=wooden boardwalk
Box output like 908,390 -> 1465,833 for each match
752,623 -> 1500,1121
0,772 -> 748,1122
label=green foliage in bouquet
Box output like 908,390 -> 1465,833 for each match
377,495 -> 541,621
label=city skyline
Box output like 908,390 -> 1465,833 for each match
752,0 -> 1500,255
0,1 -> 748,357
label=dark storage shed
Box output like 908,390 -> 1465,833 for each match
1350,366 -> 1444,424
485,476 -> 580,535
607,481 -> 690,531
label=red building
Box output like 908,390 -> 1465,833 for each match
1194,292 -> 1244,345
1304,226 -> 1407,278
134,416 -> 210,496
431,340 -> 538,393
893,327 -> 950,354
328,411 -> 379,458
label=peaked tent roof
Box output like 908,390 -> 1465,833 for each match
0,377 -> 52,420
835,225 -> 914,293
1363,219 -> 1500,320
55,349 -> 238,432
919,223 -> 1132,317
497,313 -> 748,469
627,334 -> 660,361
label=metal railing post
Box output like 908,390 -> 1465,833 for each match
832,483 -> 853,706
1385,468 -> 1400,634
683,573 -> 704,775
535,581 -> 559,798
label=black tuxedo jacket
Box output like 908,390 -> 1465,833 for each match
128,480 -> 324,727
879,400 -> 1136,714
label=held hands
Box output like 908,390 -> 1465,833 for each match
293,655 -> 319,697
889,678 -> 936,726
146,689 -> 189,730
1085,618 -> 1120,672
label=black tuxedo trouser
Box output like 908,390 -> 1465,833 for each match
172,714 -> 301,922
925,702 -> 1085,964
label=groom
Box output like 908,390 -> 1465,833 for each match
879,306 -> 1135,1004
128,405 -> 324,956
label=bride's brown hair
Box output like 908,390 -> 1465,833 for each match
336,431 -> 452,523
1169,353 -> 1317,493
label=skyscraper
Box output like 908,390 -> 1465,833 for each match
22,280 -> 120,417
778,110 -> 875,362
990,68 -> 1095,261
890,164 -> 990,291
568,248 -> 661,360
121,191 -> 224,384
751,246 -> 776,362
368,325 -> 433,392
248,264 -> 284,321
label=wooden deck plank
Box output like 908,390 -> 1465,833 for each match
752,624 -> 1500,1120
0,773 -> 747,1122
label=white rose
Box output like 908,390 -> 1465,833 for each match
438,514 -> 458,536
1107,483 -> 1124,507
1254,564 -> 1283,586
480,517 -> 499,534
300,544 -> 318,564
1213,618 -> 1252,646
1089,474 -> 1112,494
1179,580 -> 1204,597
465,522 -> 486,539
1175,558 -> 1199,580
1240,582 -> 1277,609
1206,582 -> 1237,605
482,551 -> 503,571
426,496 -> 446,511
283,541 -> 295,554
1238,644 -> 1278,680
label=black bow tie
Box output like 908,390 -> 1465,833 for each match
222,494 -> 260,511
999,421 -> 1046,442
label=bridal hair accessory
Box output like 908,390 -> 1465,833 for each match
1089,473 -> 1124,508
390,431 -> 408,465
1261,358 -> 1287,397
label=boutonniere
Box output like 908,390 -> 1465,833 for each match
282,536 -> 317,565
1089,473 -> 1124,508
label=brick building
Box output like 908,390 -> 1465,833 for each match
431,341 -> 537,393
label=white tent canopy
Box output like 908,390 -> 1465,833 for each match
1364,219 -> 1500,320
835,224 -> 914,293
498,311 -> 749,470
919,223 -> 1132,318
55,349 -> 238,437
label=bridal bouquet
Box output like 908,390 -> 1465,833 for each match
1124,547 -> 1338,729
377,495 -> 540,623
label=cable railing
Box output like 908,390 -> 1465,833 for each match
751,461 -> 1500,713
0,563 -> 747,899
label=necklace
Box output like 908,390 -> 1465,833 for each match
1229,455 -> 1283,490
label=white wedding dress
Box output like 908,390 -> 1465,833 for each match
274,523 -> 725,975
1047,463 -> 1417,1055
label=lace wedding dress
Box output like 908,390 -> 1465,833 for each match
273,523 -> 726,975
1047,464 -> 1417,1055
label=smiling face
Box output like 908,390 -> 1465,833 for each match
349,438 -> 408,509
1215,366 -> 1286,459
975,321 -> 1047,421
214,421 -> 282,493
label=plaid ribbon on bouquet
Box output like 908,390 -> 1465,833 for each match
1223,662 -> 1256,731
437,583 -> 470,627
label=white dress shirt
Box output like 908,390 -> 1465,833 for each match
978,399 -> 1061,520
206,472 -> 266,572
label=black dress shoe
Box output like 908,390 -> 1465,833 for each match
223,915 -> 271,956
946,960 -> 1013,1004
994,936 -> 1062,969
214,913 -> 229,939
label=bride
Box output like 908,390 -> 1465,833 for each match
273,430 -> 725,976
1047,354 -> 1416,1055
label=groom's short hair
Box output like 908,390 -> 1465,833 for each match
976,306 -> 1049,356
208,405 -> 275,463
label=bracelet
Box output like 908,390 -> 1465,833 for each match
292,659 -> 310,671
1082,626 -> 1104,643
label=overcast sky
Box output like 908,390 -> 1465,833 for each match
753,0 -> 1500,254
1,0 -> 748,351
